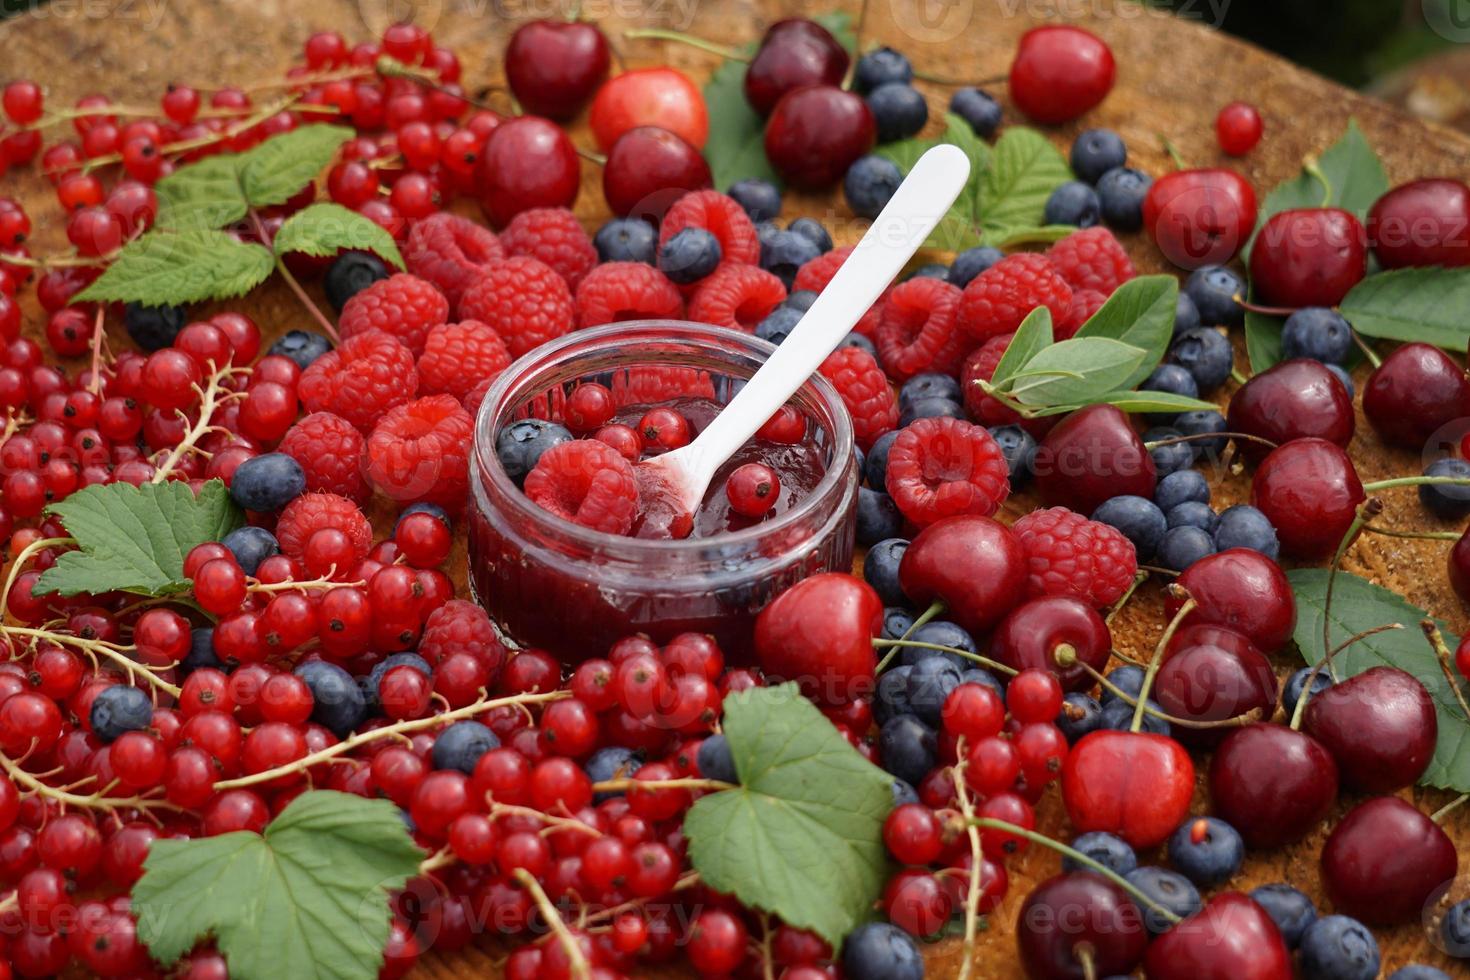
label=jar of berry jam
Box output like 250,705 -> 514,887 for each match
469,321 -> 858,664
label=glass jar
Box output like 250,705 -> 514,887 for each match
469,321 -> 858,664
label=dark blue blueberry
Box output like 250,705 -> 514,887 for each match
1154,468 -> 1210,511
1043,181 -> 1101,227
882,607 -> 916,641
1388,968 -> 1452,980
222,525 -> 279,576
755,219 -> 782,253
124,302 -> 187,351
1102,664 -> 1146,705
727,178 -> 783,222
1126,866 -> 1202,934
868,83 -> 928,143
854,46 -> 913,94
900,373 -> 963,408
905,656 -> 963,725
1146,427 -> 1194,477
1156,525 -> 1215,571
755,305 -> 803,346
1441,898 -> 1470,957
1064,831 -> 1137,876
593,217 -> 657,264
1213,504 -> 1280,559
889,778 -> 920,809
1100,696 -> 1171,736
1184,266 -> 1246,326
1140,364 -> 1199,422
1167,816 -> 1244,888
906,621 -> 977,672
899,397 -> 965,428
1166,501 -> 1218,534
182,628 -> 221,675
845,155 -> 904,219
1096,167 -> 1151,231
396,502 -> 451,533
1169,326 -> 1234,393
948,246 -> 1004,288
1281,307 -> 1353,364
431,720 -> 500,774
658,227 -> 722,284
874,666 -> 915,726
863,537 -> 910,606
1299,915 -> 1380,980
294,660 -> 367,738
785,289 -> 819,311
989,424 -> 1036,489
865,430 -> 901,490
1092,495 -> 1166,562
267,330 -> 333,370
230,452 -> 306,512
496,419 -> 574,486
324,252 -> 388,312
90,685 -> 153,742
1173,292 -> 1201,337
1057,693 -> 1103,743
695,735 -> 738,785
842,922 -> 924,980
1326,363 -> 1356,400
1419,458 -> 1470,519
904,262 -> 950,281
1249,883 -> 1317,949
843,332 -> 878,359
877,714 -> 937,787
1070,129 -> 1127,184
950,87 -> 1001,139
1173,409 -> 1228,458
760,229 -> 822,290
587,746 -> 643,801
958,669 -> 1006,701
857,489 -> 905,547
1283,666 -> 1332,719
366,652 -> 432,707
788,216 -> 833,253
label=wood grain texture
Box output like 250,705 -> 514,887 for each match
0,1 -> 1467,976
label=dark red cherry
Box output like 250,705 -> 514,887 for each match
1031,404 -> 1155,515
1008,26 -> 1116,125
1208,722 -> 1338,849
1248,208 -> 1367,308
1362,342 -> 1470,449
1017,872 -> 1146,979
989,596 -> 1110,693
474,116 -> 580,227
1250,438 -> 1364,560
1170,548 -> 1296,653
764,86 -> 875,190
1368,177 -> 1470,269
1449,526 -> 1470,604
602,126 -> 711,222
1143,168 -> 1258,269
753,573 -> 881,706
504,20 -> 611,120
1143,893 -> 1292,980
744,19 -> 849,116
1060,731 -> 1194,849
1321,795 -> 1458,925
1303,666 -> 1437,792
898,516 -> 1028,636
1226,359 -> 1354,461
1153,634 -> 1277,746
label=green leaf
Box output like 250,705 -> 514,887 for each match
978,127 -> 1071,242
133,791 -> 424,980
34,479 -> 243,597
684,683 -> 894,948
701,56 -> 782,191
873,113 -> 989,251
239,124 -> 353,209
73,230 -> 273,306
274,203 -> 405,270
1073,390 -> 1218,415
1287,569 -> 1470,791
154,154 -> 247,230
1244,307 -> 1284,375
1340,267 -> 1470,350
1072,275 -> 1179,389
991,306 -> 1054,387
812,10 -> 856,51
1005,338 -> 1149,406
989,224 -> 1077,248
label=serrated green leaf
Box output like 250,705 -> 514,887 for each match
1287,569 -> 1470,792
702,57 -> 782,191
1340,267 -> 1470,350
989,224 -> 1077,248
154,154 -> 247,230
34,479 -> 243,597
1005,337 -> 1149,406
133,791 -> 424,980
684,683 -> 894,949
1073,275 -> 1179,389
978,127 -> 1071,241
73,230 -> 273,306
274,203 -> 404,270
991,306 -> 1054,387
239,124 -> 353,209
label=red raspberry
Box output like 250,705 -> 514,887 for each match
274,492 -> 373,563
523,439 -> 639,535
497,207 -> 597,291
458,256 -> 575,358
875,278 -> 967,382
1046,227 -> 1135,295
462,376 -> 493,416
403,213 -> 505,312
793,246 -> 852,293
687,263 -> 786,331
365,394 -> 474,511
612,366 -> 716,408
338,273 -> 448,357
419,600 -> 507,681
1058,288 -> 1108,340
418,320 -> 511,403
961,333 -> 1022,427
574,262 -> 684,329
1011,506 -> 1138,608
885,417 -> 1010,526
278,412 -> 369,504
957,253 -> 1073,342
299,329 -> 419,433
658,190 -> 760,267
819,346 -> 898,451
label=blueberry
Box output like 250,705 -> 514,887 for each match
857,489 -> 905,547
1064,831 -> 1137,876
1070,129 -> 1127,184
899,397 -> 965,428
1057,693 -> 1103,743
841,922 -> 924,980
788,216 -> 833,253
1283,666 -> 1332,719
755,305 -> 803,346
874,666 -> 915,726
1173,292 -> 1201,337
727,178 -> 783,222
1156,525 -> 1215,571
294,660 -> 367,738
266,329 -> 333,371
1145,427 -> 1194,477
785,289 -> 819,312
866,430 -> 901,489
868,83 -> 928,143
658,226 -> 722,284
1281,307 -> 1353,364
1096,167 -> 1151,231
845,155 -> 904,219
1102,665 -> 1146,705
593,217 -> 657,264
882,608 -> 916,641
907,621 -> 977,672
1299,915 -> 1380,980
1441,898 -> 1470,957
1213,503 -> 1280,559
759,229 -> 821,290
182,627 -> 221,675
587,746 -> 643,801
396,502 -> 451,533
1166,816 -> 1244,888
950,87 -> 1001,139
324,252 -> 388,312
230,452 -> 306,512
878,714 -> 937,786
842,332 -> 878,359
365,652 -> 432,707
904,262 -> 950,282
431,720 -> 500,774
90,685 -> 153,742
1100,696 -> 1170,736
1173,409 -> 1228,458
958,669 -> 1006,701
1043,181 -> 1101,227
854,46 -> 914,94
1169,326 -> 1234,393
123,302 -> 187,351
863,537 -> 910,606
1125,866 -> 1202,934
1249,883 -> 1317,949
1184,266 -> 1246,326
1419,458 -> 1470,519
222,525 -> 280,577
1140,364 -> 1199,422
989,425 -> 1036,489
496,419 -> 574,486
1388,968 -> 1453,980
1154,468 -> 1209,511
905,657 -> 963,726
890,778 -> 920,809
755,219 -> 782,253
948,246 -> 1004,287
900,373 -> 963,408
695,735 -> 738,785
1166,501 -> 1217,534
1092,495 -> 1166,561
1326,363 -> 1356,400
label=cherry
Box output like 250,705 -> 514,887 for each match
1216,102 -> 1263,156
1016,872 -> 1146,979
1209,722 -> 1338,849
1008,26 -> 1115,124
602,126 -> 711,222
589,68 -> 708,152
1451,530 -> 1470,605
753,572 -> 881,706
989,596 -> 1110,692
1226,359 -> 1354,460
1061,731 -> 1194,848
1153,634 -> 1277,745
474,116 -> 580,228
1249,208 -> 1367,308
1143,168 -> 1258,269
504,19 -> 611,120
1170,548 -> 1295,653
744,19 -> 849,116
1362,342 -> 1470,449
1250,438 -> 1364,560
1321,795 -> 1457,925
1368,177 -> 1470,269
763,85 -> 875,190
1303,666 -> 1437,792
898,515 -> 1028,635
1143,892 -> 1292,980
1032,404 -> 1155,515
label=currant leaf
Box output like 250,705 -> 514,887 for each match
154,154 -> 249,230
273,203 -> 405,270
1072,274 -> 1179,390
239,124 -> 353,209
1340,266 -> 1470,350
977,127 -> 1072,244
72,230 -> 274,306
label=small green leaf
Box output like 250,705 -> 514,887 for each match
1073,275 -> 1179,389
35,480 -> 243,597
133,791 -> 425,980
684,683 -> 894,949
1005,338 -> 1149,406
1287,569 -> 1470,792
1244,307 -> 1284,375
74,230 -> 273,307
274,203 -> 405,270
1076,390 -> 1218,415
239,124 -> 353,209
874,113 -> 989,250
991,306 -> 1054,387
978,127 -> 1071,241
701,56 -> 782,191
154,154 -> 247,230
989,224 -> 1077,248
1340,267 -> 1470,350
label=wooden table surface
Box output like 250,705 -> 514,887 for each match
3,1 -> 1469,977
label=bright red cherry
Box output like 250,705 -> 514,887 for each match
1362,342 -> 1470,449
1216,102 -> 1263,156
1226,359 -> 1355,460
1304,666 -> 1437,792
504,20 -> 611,120
1170,548 -> 1296,653
1321,795 -> 1458,925
474,116 -> 580,227
743,19 -> 850,116
602,126 -> 711,222
764,85 -> 875,190
1249,208 -> 1367,308
1143,168 -> 1258,269
1008,26 -> 1115,124
1061,730 -> 1194,849
898,515 -> 1028,635
1250,438 -> 1364,560
1143,893 -> 1292,980
1209,723 -> 1338,849
1368,178 -> 1470,268
589,68 -> 708,152
988,596 -> 1110,692
753,573 -> 881,706
1032,404 -> 1155,515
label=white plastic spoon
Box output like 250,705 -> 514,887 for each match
633,143 -> 974,538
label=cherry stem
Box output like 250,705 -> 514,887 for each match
622,28 -> 745,61
1316,497 -> 1382,686
150,364 -> 249,483
1287,622 -> 1405,730
1065,658 -> 1263,729
1231,367 -> 1250,386
870,639 -> 1018,676
590,777 -> 735,794
1137,564 -> 1181,579
1230,294 -> 1301,318
1144,431 -> 1279,451
1076,945 -> 1099,980
1421,620 -> 1470,727
1105,571 -> 1148,626
949,739 -> 984,980
1156,134 -> 1187,171
249,208 -> 342,343
874,600 -> 945,674
1130,592 -> 1196,732
513,868 -> 592,980
1431,793 -> 1469,824
1363,524 -> 1460,542
0,747 -> 182,813
1350,330 -> 1382,369
1303,157 -> 1333,209
1363,475 -> 1470,494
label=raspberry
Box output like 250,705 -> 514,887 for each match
403,213 -> 505,312
419,600 -> 507,680
687,263 -> 786,331
1046,227 -> 1135,295
458,256 -> 575,358
278,412 -> 370,504
497,207 -> 597,291
365,394 -> 474,511
337,273 -> 448,357
523,439 -> 639,535
574,262 -> 684,329
885,417 -> 1010,526
418,320 -> 512,402
612,366 -> 716,408
658,190 -> 760,267
793,246 -> 852,293
274,492 -> 373,563
1011,506 -> 1138,608
462,376 -> 493,416
875,278 -> 967,382
819,346 -> 898,450
1058,288 -> 1108,340
957,253 -> 1073,342
961,333 -> 1023,427
299,329 -> 419,433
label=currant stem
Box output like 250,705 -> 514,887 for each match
949,740 -> 983,980
418,846 -> 456,875
513,868 -> 592,980
580,871 -> 700,926
589,777 -> 736,794
1129,593 -> 1195,732
0,748 -> 182,813
875,600 -> 945,674
1421,620 -> 1470,726
88,308 -> 108,397
2,625 -> 183,698
1363,524 -> 1460,542
0,535 -> 74,620
77,96 -> 303,174
870,638 -> 1019,676
488,801 -> 601,837
150,365 -> 248,484
247,575 -> 365,594
622,28 -> 746,61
